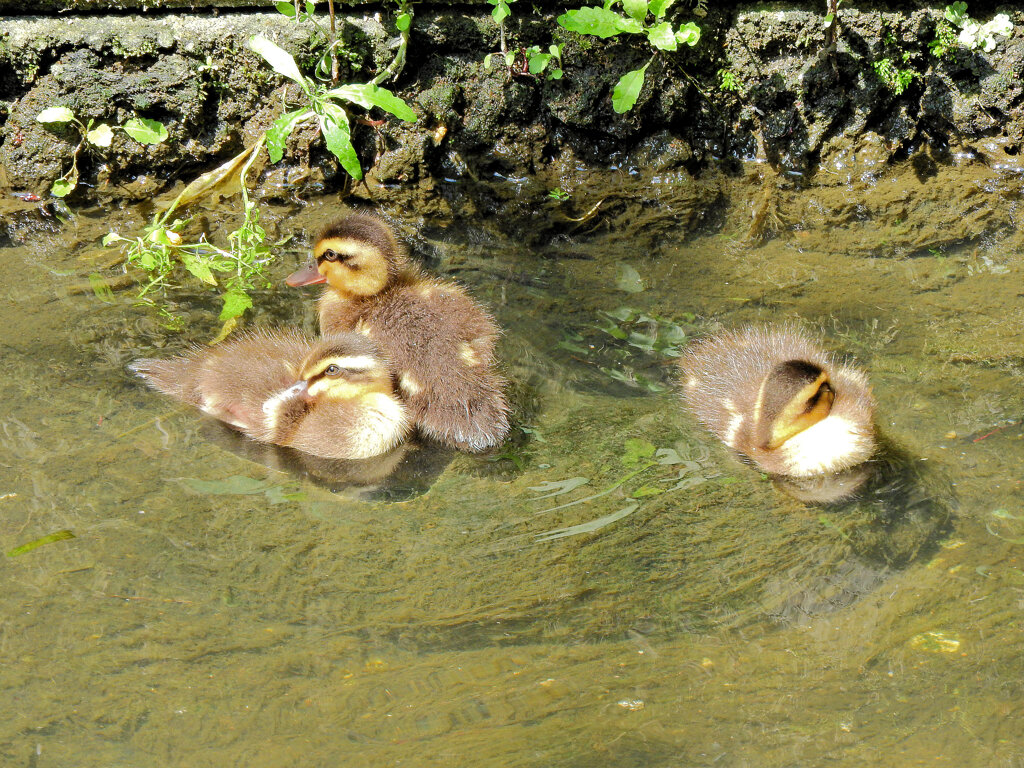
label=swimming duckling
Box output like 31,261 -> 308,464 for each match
679,325 -> 876,478
286,213 -> 510,452
129,329 -> 410,459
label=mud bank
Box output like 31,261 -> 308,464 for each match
1,4 -> 1022,229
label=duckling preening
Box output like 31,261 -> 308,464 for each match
130,329 -> 410,460
286,214 -> 510,452
679,325 -> 876,478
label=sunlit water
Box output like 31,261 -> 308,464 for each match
2,147 -> 1023,767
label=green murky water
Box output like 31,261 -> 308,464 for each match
2,146 -> 1023,766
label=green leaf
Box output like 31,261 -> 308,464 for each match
622,438 -> 656,464
612,64 -> 648,113
266,108 -> 308,163
557,6 -> 632,38
218,287 -> 253,322
528,477 -> 591,498
528,53 -> 551,74
181,252 -> 217,285
621,0 -> 648,22
319,105 -> 362,179
275,1 -> 296,17
88,273 -> 116,303
326,83 -> 416,122
648,0 -> 674,19
616,262 -> 645,292
102,232 -> 124,246
6,530 -> 75,558
248,35 -> 308,89
646,21 -> 677,50
86,122 -> 115,147
122,117 -> 168,144
675,21 -> 701,46
535,502 -> 640,542
550,69 -> 563,80
51,178 -> 74,197
396,11 -> 412,31
491,3 -> 509,24
36,106 -> 75,124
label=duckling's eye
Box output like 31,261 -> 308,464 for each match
323,364 -> 342,377
322,249 -> 339,262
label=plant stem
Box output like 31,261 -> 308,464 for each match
371,0 -> 412,85
328,0 -> 339,83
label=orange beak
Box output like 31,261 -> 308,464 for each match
286,261 -> 326,287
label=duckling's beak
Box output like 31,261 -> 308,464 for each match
286,261 -> 327,287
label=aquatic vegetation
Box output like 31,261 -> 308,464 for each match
556,0 -> 701,113
559,305 -> 692,394
5,529 -> 75,558
532,438 -> 721,541
35,107 -> 167,197
179,475 -> 306,505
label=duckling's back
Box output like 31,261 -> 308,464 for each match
356,277 -> 510,452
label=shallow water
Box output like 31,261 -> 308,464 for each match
2,146 -> 1023,767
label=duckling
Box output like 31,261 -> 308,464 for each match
129,329 -> 410,460
679,325 -> 876,478
286,213 -> 510,452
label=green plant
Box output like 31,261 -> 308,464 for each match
558,305 -> 694,394
548,187 -> 570,200
557,0 -> 700,113
100,2 -> 417,335
35,107 -> 167,197
250,35 -> 416,179
717,67 -> 740,92
485,44 -> 564,79
873,57 -> 915,95
488,0 -> 515,53
932,3 -> 1013,56
103,139 -> 274,334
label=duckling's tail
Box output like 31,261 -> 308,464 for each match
128,357 -> 195,402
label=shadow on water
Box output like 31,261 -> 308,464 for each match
1,146 -> 1024,766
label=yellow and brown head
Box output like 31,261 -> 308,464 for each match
297,335 -> 395,401
286,214 -> 408,298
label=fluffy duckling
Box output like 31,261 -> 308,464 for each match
129,329 -> 410,459
286,214 -> 510,452
679,325 -> 876,478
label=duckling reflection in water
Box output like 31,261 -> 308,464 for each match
130,329 -> 410,460
285,213 -> 510,453
199,419 -> 456,500
679,325 -> 876,479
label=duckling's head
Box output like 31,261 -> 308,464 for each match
261,334 -> 395,433
298,335 -> 395,401
286,214 -> 408,298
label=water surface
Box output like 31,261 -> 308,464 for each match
1,146 -> 1023,766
